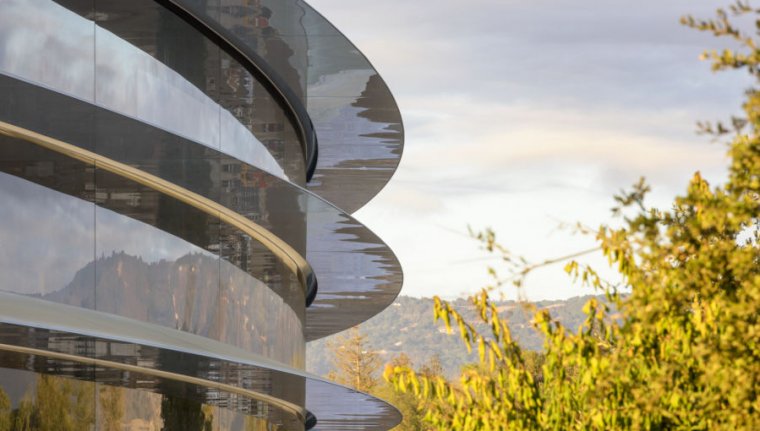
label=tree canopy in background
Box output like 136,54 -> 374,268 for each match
326,327 -> 382,394
385,2 -> 760,430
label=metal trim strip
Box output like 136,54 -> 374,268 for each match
0,342 -> 306,421
0,120 -> 317,301
156,0 -> 319,182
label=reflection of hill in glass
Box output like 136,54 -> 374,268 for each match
44,252 -> 220,334
42,251 -> 304,365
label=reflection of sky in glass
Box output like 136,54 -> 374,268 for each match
308,68 -> 373,100
95,205 -> 212,263
305,196 -> 398,308
311,101 -> 396,167
0,174 -> 305,359
0,172 -> 209,295
0,0 -> 285,179
298,4 -> 403,215
0,0 -> 403,341
0,173 -> 93,295
306,379 -> 399,430
307,69 -> 399,169
0,0 -> 94,100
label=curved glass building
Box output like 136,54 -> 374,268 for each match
0,0 -> 403,429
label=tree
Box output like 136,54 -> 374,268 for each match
326,326 -> 381,393
418,354 -> 444,379
371,354 -> 427,431
385,2 -> 760,430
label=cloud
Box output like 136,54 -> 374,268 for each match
395,94 -> 729,189
319,0 -> 749,299
313,0 -> 751,111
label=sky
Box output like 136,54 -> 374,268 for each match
309,0 -> 753,300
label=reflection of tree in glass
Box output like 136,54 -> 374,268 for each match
12,399 -> 33,431
160,393 -> 213,431
98,384 -> 125,431
0,388 -> 10,431
36,375 -> 94,431
0,375 -> 96,431
243,414 -> 271,431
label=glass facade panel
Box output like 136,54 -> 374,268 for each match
0,366 -> 303,431
0,368 -> 97,431
93,0 -> 224,153
0,0 -> 95,102
0,138 -> 95,307
175,0 -> 405,211
91,165 -> 304,365
0,0 -> 299,180
0,70 -> 96,153
92,0 -> 300,181
217,50 -> 304,183
0,0 -> 405,427
0,133 -> 303,365
216,0 -> 308,103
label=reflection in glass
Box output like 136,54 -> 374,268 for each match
0,0 -> 95,101
220,0 -> 308,101
0,368 -> 95,431
94,203 -> 221,336
93,0 -> 296,180
0,368 -> 297,431
219,258 -> 304,368
92,203 -> 303,365
0,133 -> 304,365
0,0 -> 285,178
197,0 -> 406,210
0,172 -> 94,305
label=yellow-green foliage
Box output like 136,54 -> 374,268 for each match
385,3 -> 760,430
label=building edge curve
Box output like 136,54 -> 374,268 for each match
300,0 -> 405,214
167,0 -> 406,214
0,0 -> 404,429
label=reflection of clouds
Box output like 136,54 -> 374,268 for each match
0,173 -> 93,295
299,5 -> 405,213
306,198 -> 397,301
307,69 -> 373,106
0,0 -> 94,100
95,206 -> 211,263
95,27 -> 221,148
308,70 -> 390,167
94,25 -> 285,178
306,380 -> 398,429
311,102 -> 395,168
0,0 -> 285,179
0,172 -> 209,296
399,96 -> 728,195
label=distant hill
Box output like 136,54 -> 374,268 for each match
307,295 -> 610,379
